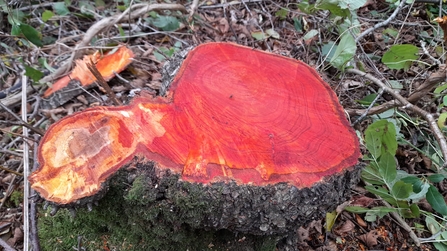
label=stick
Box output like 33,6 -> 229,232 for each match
346,65 -> 447,116
355,0 -> 407,43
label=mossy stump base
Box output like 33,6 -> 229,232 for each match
39,159 -> 361,251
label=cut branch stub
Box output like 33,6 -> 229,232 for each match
29,42 -> 360,205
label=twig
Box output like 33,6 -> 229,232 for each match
0,120 -> 44,136
347,68 -> 447,169
0,127 -> 38,142
0,101 -> 44,135
0,166 -> 23,176
189,0 -> 199,20
355,0 -> 407,43
420,40 -> 441,65
346,65 -> 447,116
381,199 -> 421,246
30,135 -> 41,251
86,59 -> 122,106
198,0 -> 264,9
0,238 -> 16,251
39,3 -> 187,85
22,73 -> 30,251
351,88 -> 385,125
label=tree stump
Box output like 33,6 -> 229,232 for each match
30,42 -> 361,250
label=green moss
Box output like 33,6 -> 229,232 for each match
9,190 -> 23,207
37,168 -> 279,251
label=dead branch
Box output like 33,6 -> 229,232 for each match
346,68 -> 447,169
355,0 -> 407,43
346,65 -> 447,116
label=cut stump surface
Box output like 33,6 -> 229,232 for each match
29,43 -> 360,205
29,43 -> 361,246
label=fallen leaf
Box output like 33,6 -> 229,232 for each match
357,229 -> 380,247
355,214 -> 367,227
334,220 -> 355,235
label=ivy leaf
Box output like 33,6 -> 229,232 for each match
426,185 -> 447,216
382,44 -> 418,71
329,33 -> 356,70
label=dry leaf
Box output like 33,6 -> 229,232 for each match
355,213 -> 367,227
357,229 -> 380,247
434,16 -> 447,42
334,220 -> 355,235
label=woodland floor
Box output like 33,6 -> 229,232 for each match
0,0 -> 446,250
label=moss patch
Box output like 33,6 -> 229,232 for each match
38,167 -> 278,251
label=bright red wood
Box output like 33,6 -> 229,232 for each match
29,43 -> 360,204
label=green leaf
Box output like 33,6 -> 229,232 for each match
357,93 -> 377,105
401,176 -> 423,192
382,28 -> 398,38
42,10 -> 55,22
275,8 -> 288,20
426,214 -> 441,234
251,31 -> 266,41
428,174 -> 445,183
361,163 -> 385,185
38,58 -> 56,73
325,211 -> 337,231
345,206 -> 396,214
365,185 -> 397,205
293,17 -> 302,32
53,2 -> 70,16
79,1 -> 95,16
24,65 -> 44,82
11,24 -> 21,36
7,9 -> 25,25
151,15 -> 180,31
438,113 -> 447,130
391,180 -> 412,199
303,29 -> 318,41
321,41 -> 336,62
329,33 -> 356,70
378,152 -> 396,184
19,24 -> 43,47
365,120 -> 397,157
382,44 -> 418,70
410,203 -> 420,218
337,0 -> 367,10
434,83 -> 447,94
266,29 -> 280,39
316,0 -> 349,17
427,184 -> 447,216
